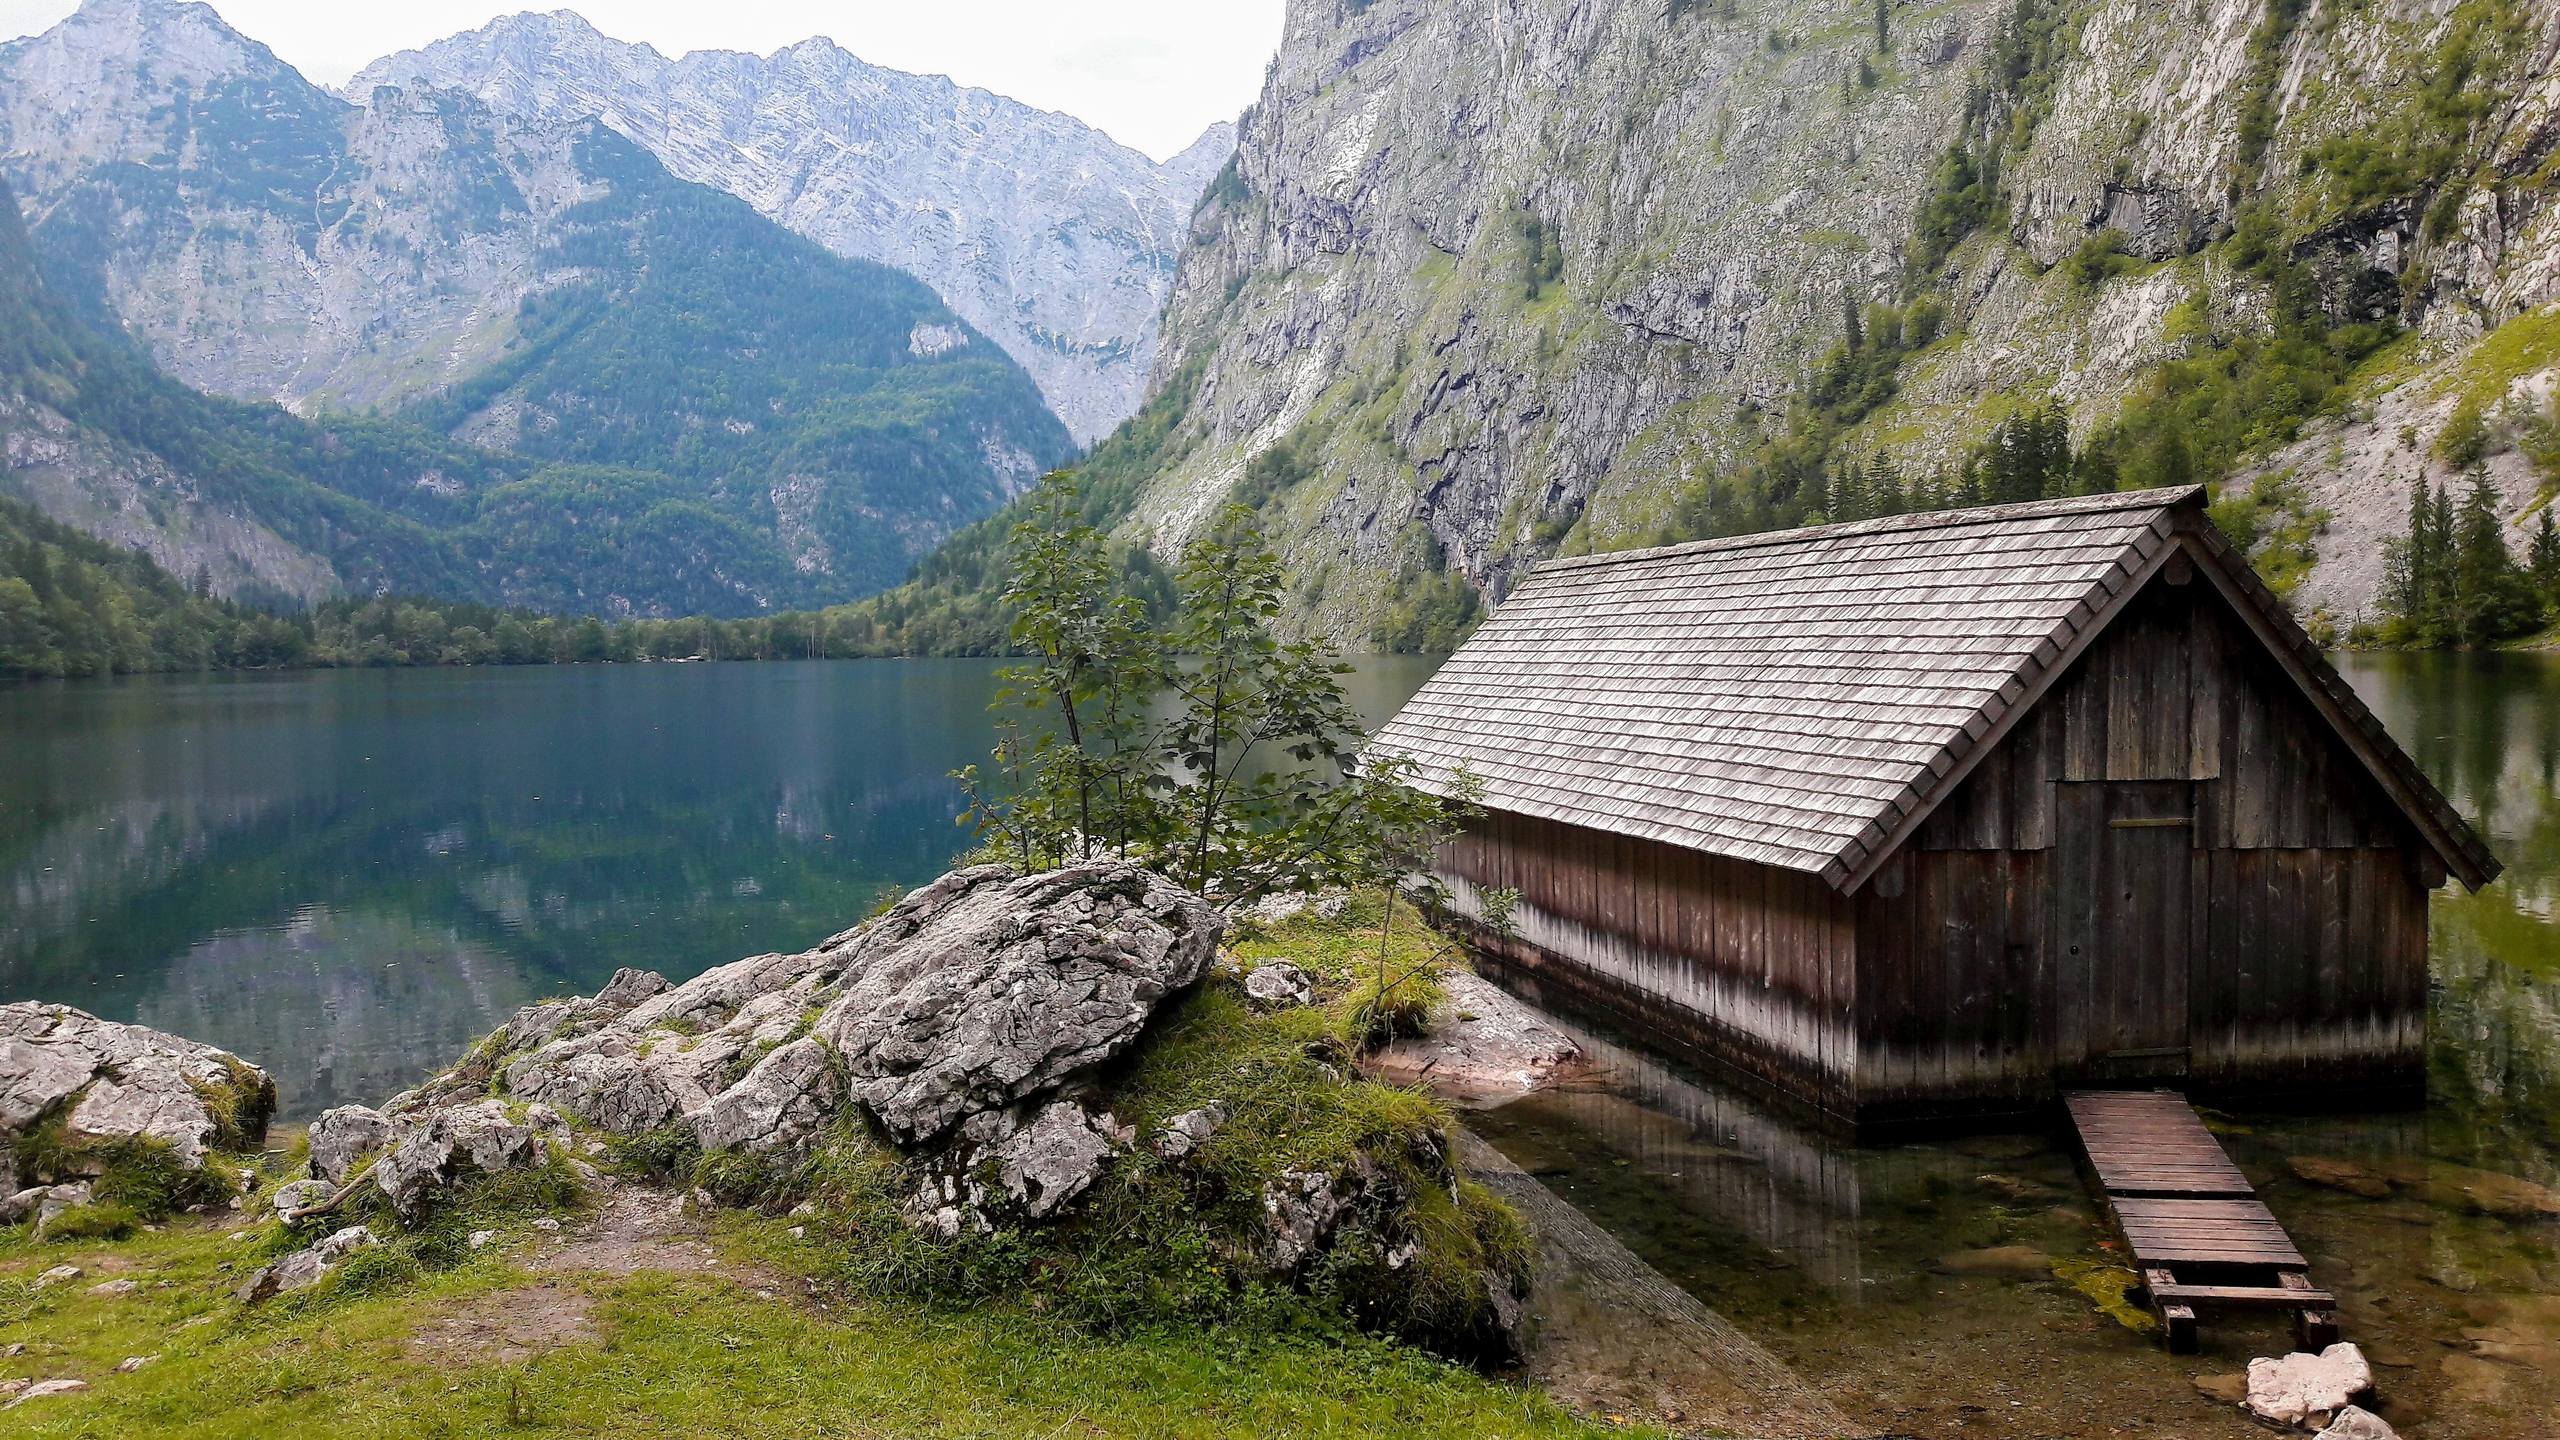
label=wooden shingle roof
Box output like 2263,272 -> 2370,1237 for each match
1369,485 -> 2500,893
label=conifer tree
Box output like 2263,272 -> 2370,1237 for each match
2530,507 -> 2560,611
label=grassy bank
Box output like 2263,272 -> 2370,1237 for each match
0,1217 -> 1613,1437
1,899 -> 1650,1439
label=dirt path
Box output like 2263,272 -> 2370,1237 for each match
406,1183 -> 789,1367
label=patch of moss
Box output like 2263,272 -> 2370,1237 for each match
186,1056 -> 279,1152
36,1200 -> 143,1242
2051,1255 -> 2160,1335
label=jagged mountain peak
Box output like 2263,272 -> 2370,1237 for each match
352,12 -> 1236,444
0,0 -> 349,202
1166,120 -> 1241,188
23,0 -> 313,81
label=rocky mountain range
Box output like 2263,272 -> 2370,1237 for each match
0,0 -> 1075,613
1101,0 -> 2560,638
354,10 -> 1236,445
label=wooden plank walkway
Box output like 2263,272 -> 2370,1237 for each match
2064,1090 -> 2337,1353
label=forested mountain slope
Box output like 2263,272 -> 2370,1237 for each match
355,10 -> 1235,444
0,0 -> 1073,608
1090,0 -> 2560,640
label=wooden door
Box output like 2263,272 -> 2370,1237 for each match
2054,781 -> 2195,1081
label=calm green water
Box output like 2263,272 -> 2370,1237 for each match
0,658 -> 1441,1117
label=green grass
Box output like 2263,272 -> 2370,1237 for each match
0,1214 -> 1615,1438
2436,304 -> 2560,414
0,902 -> 1627,1437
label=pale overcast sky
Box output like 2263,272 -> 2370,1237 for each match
0,1 -> 1285,158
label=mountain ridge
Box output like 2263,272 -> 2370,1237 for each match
0,0 -> 1076,613
352,8 -> 1236,444
1106,0 -> 2560,639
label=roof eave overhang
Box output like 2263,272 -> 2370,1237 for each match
1833,502 -> 2502,896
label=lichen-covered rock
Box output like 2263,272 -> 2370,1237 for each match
307,1105 -> 394,1186
1243,960 -> 1315,1008
494,947 -> 852,1141
1154,1102 -> 1229,1161
412,865 -> 1218,1177
692,1037 -> 841,1155
237,1224 -> 377,1303
1261,1162 -> 1384,1274
820,865 -> 1223,1143
271,1179 -> 332,1217
908,1100 -> 1134,1238
2247,1344 -> 2376,1428
0,1004 -> 274,1182
369,1100 -> 560,1221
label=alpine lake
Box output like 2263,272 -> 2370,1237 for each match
2,653 -> 2555,1437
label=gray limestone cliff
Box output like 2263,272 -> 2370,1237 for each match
1128,0 -> 2560,636
353,10 -> 1237,445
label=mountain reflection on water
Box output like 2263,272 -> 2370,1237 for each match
0,657 -> 1432,1116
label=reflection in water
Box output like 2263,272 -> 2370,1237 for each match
4,651 -> 2554,1429
0,659 -> 1443,1119
1462,650 -> 2560,1438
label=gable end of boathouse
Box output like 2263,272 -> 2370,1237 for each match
1369,486 -> 2500,1127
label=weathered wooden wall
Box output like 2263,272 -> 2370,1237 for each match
1436,809 -> 1858,1114
1863,568 -> 2431,1116
1436,556 -> 2435,1124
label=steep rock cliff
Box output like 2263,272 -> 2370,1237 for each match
1129,0 -> 2560,637
354,10 -> 1236,444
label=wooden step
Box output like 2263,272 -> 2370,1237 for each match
2147,1281 -> 2336,1309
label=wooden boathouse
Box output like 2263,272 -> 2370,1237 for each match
1370,485 -> 2500,1127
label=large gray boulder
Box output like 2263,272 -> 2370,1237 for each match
288,864 -> 1222,1243
0,1004 -> 274,1190
819,865 -> 1222,1143
307,1105 -> 394,1186
439,864 -> 1220,1161
693,1037 -> 842,1154
491,947 -> 852,1139
369,1100 -> 564,1221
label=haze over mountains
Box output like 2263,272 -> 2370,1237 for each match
0,0 -> 1238,614
354,10 -> 1236,445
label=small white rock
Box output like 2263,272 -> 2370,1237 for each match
787,1225 -> 806,1239
87,1279 -> 137,1297
113,1355 -> 157,1374
2316,1407 -> 2401,1440
2248,1344 -> 2376,1428
3,1378 -> 89,1409
530,1217 -> 562,1233
32,1265 -> 80,1288
467,1229 -> 497,1250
